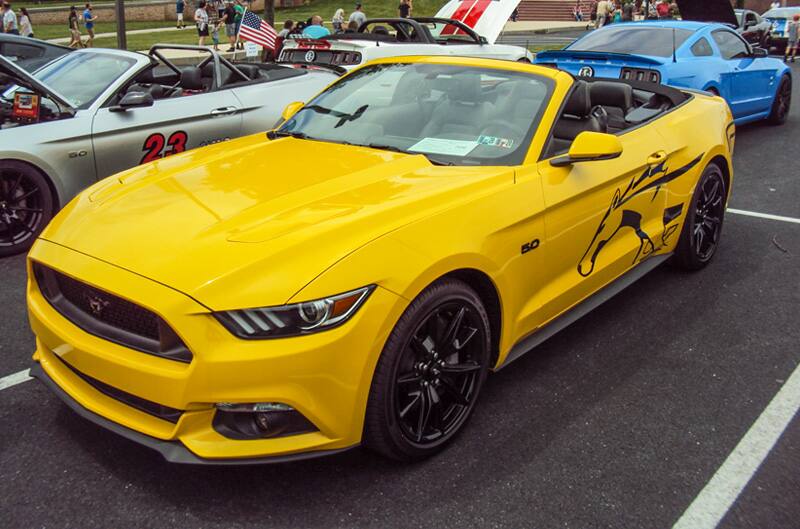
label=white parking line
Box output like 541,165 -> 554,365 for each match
672,361 -> 800,529
0,369 -> 31,391
728,208 -> 800,224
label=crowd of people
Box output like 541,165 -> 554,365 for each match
191,0 -> 246,50
581,0 -> 679,28
272,3 -> 382,45
0,2 -> 34,38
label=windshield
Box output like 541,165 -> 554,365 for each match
277,63 -> 553,166
29,52 -> 134,109
568,26 -> 695,57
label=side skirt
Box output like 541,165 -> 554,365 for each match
495,253 -> 672,370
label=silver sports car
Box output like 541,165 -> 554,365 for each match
0,45 -> 338,256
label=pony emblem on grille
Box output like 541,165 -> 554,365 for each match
85,294 -> 110,316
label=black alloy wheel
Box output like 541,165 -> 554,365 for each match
394,302 -> 484,444
672,163 -> 726,270
364,279 -> 490,461
768,75 -> 791,125
0,162 -> 53,257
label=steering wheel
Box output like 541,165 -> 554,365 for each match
478,121 -> 525,140
590,105 -> 609,133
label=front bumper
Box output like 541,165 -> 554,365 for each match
29,362 -> 356,464
28,239 -> 405,462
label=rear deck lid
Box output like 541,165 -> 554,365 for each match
434,0 -> 522,45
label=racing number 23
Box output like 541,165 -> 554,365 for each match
140,131 -> 188,164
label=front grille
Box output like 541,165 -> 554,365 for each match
53,353 -> 183,423
33,262 -> 192,363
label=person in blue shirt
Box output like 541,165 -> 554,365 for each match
302,15 -> 331,39
176,0 -> 187,29
83,3 -> 97,47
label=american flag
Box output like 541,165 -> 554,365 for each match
238,10 -> 277,49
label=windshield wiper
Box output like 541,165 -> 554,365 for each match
366,143 -> 455,166
366,143 -> 408,154
266,130 -> 312,140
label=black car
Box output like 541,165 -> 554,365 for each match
735,9 -> 773,48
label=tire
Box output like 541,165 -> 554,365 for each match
0,161 -> 54,257
671,163 -> 726,271
767,75 -> 791,126
363,279 -> 491,461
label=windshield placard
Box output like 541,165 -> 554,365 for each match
409,137 -> 479,157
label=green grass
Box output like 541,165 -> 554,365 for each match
34,20 -> 175,41
91,28 -> 199,50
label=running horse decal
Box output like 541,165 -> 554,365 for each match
577,153 -> 704,277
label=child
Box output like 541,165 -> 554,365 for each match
786,14 -> 799,63
209,8 -> 221,50
211,19 -> 221,50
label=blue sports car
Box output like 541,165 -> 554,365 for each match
534,1 -> 791,126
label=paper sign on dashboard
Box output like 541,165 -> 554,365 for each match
409,137 -> 478,157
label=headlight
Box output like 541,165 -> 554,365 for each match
214,285 -> 374,339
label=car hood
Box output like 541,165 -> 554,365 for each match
42,134 -> 512,310
435,0 -> 522,45
675,0 -> 737,27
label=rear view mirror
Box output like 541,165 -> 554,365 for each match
110,91 -> 154,112
752,47 -> 768,58
550,131 -> 623,167
281,101 -> 305,121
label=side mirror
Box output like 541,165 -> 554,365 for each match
281,101 -> 305,121
550,131 -> 623,167
752,47 -> 768,58
110,91 -> 154,112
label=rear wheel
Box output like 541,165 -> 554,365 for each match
671,163 -> 726,271
363,279 -> 491,461
0,161 -> 54,257
767,75 -> 791,125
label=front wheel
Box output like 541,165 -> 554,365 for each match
0,161 -> 54,257
671,163 -> 726,271
767,75 -> 791,126
363,279 -> 491,461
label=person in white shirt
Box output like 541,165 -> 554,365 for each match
595,0 -> 610,28
348,3 -> 366,29
19,6 -> 32,37
3,2 -> 19,35
195,0 -> 210,46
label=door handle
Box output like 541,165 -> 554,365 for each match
210,106 -> 238,116
647,151 -> 667,165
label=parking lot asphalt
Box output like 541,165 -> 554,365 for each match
1,65 -> 798,528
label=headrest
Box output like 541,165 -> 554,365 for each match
127,83 -> 163,99
449,73 -> 482,103
200,62 -> 214,77
135,68 -> 155,84
372,25 -> 389,35
234,64 -> 260,80
564,80 -> 590,117
180,67 -> 204,90
590,81 -> 633,110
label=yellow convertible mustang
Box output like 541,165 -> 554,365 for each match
27,56 -> 734,463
